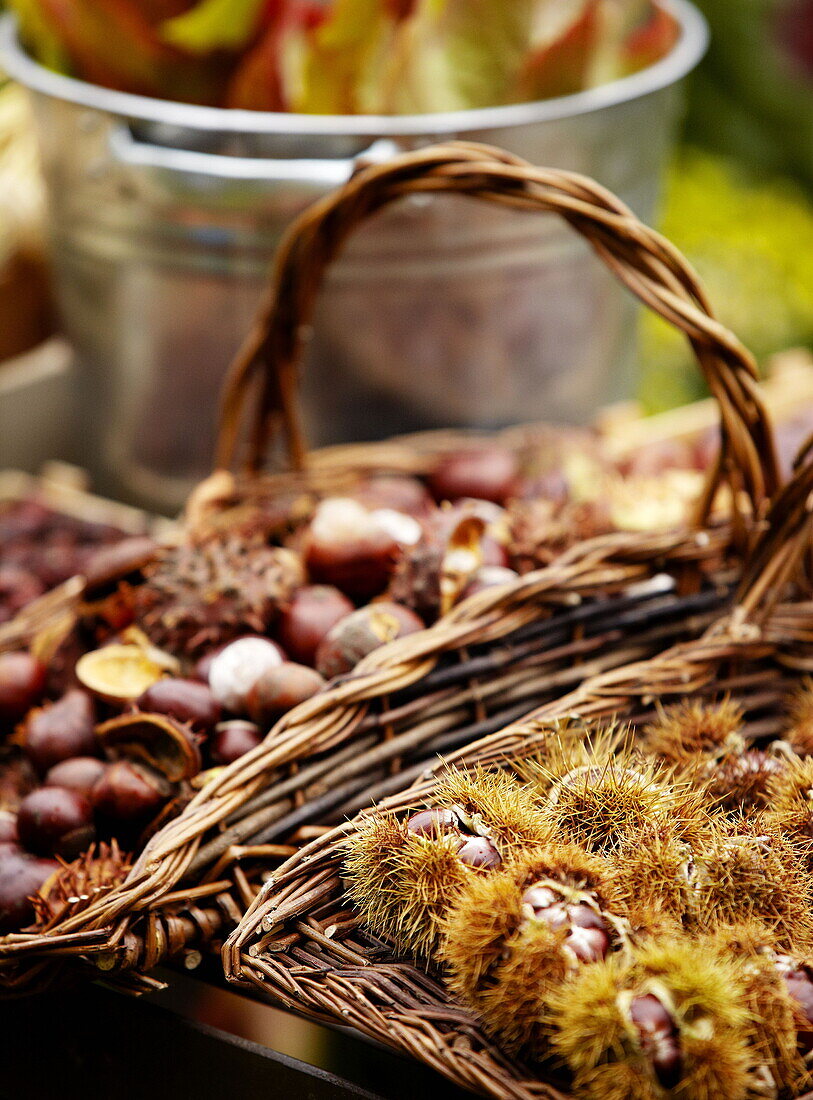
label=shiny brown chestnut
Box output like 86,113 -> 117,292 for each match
17,787 -> 95,860
276,586 -> 354,667
210,720 -> 263,765
91,760 -> 171,822
20,689 -> 96,774
82,536 -> 158,595
350,476 -> 433,516
628,993 -> 682,1089
44,757 -> 108,800
246,663 -> 326,725
303,498 -> 400,600
316,602 -> 424,679
428,447 -> 519,506
136,678 -> 221,731
0,652 -> 47,724
0,847 -> 58,931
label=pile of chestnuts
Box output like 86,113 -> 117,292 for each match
0,496 -> 136,623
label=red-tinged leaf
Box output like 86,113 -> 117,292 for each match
35,0 -> 230,102
516,1 -> 601,100
225,24 -> 288,108
226,0 -> 322,109
621,4 -> 679,75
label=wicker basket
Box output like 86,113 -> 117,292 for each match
223,439 -> 813,1100
0,142 -> 783,995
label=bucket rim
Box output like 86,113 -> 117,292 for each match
0,0 -> 707,138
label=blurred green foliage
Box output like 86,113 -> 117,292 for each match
640,147 -> 813,411
685,0 -> 813,186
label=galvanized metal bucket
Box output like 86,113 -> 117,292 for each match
0,3 -> 707,512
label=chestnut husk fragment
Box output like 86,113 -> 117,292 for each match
95,712 -> 201,782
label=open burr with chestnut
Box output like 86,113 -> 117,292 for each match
548,933 -> 755,1100
442,844 -> 630,1059
345,767 -> 552,960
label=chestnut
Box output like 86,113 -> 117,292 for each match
406,807 -> 460,838
350,476 -> 433,516
0,810 -> 18,845
521,885 -> 611,963
564,905 -> 611,963
17,786 -> 95,860
0,847 -> 58,931
246,663 -> 326,725
315,602 -> 424,679
207,637 -> 284,714
457,836 -> 502,869
303,498 -> 400,600
0,652 -> 47,724
628,993 -> 682,1088
276,585 -> 354,667
136,678 -> 221,731
210,720 -> 263,765
428,447 -> 519,506
44,757 -> 108,800
83,536 -> 157,594
784,967 -> 813,1055
91,760 -> 170,822
20,689 -> 96,774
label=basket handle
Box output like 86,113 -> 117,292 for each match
732,433 -> 813,628
215,140 -> 779,526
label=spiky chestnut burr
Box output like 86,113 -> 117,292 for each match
699,748 -> 787,815
506,497 -> 613,573
640,699 -> 745,766
762,756 -> 813,869
344,768 -> 551,960
712,922 -> 813,1099
31,840 -> 131,929
513,720 -> 621,798
130,535 -> 304,658
432,768 -> 556,850
605,821 -> 696,933
783,680 -> 813,757
524,748 -> 706,856
441,844 -> 625,1058
548,934 -> 753,1100
688,823 -> 813,955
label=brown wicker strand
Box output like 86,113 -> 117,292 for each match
214,142 -> 778,526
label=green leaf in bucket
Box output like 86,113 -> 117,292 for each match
160,0 -> 267,54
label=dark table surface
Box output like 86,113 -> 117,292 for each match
0,960 -> 477,1100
